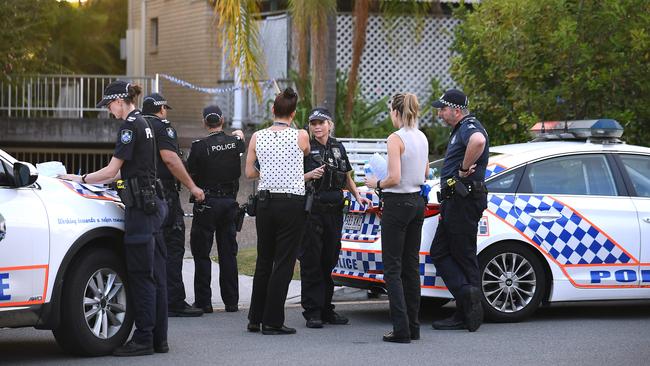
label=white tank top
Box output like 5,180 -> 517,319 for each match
256,127 -> 305,195
384,127 -> 429,194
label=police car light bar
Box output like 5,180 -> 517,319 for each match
530,119 -> 624,141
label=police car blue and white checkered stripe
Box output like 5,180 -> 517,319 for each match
485,164 -> 506,178
334,250 -> 447,288
488,194 -> 633,265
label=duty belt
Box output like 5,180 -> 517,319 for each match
204,188 -> 235,198
439,178 -> 487,201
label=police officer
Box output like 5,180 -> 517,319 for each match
429,89 -> 489,332
60,80 -> 169,356
142,93 -> 205,317
301,107 -> 371,328
186,105 -> 245,313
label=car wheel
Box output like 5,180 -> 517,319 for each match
479,243 -> 546,322
53,247 -> 133,356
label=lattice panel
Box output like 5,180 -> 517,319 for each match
337,14 -> 459,113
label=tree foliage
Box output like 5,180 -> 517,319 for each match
1,0 -> 126,81
450,0 -> 650,146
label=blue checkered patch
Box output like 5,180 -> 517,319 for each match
487,194 -> 634,265
485,163 -> 506,178
333,249 -> 447,288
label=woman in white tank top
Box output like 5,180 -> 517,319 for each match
244,88 -> 310,335
365,93 -> 429,343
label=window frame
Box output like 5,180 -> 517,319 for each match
515,152 -> 627,197
611,153 -> 650,198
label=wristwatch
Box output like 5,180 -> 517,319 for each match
82,174 -> 88,183
377,180 -> 382,189
459,163 -> 469,172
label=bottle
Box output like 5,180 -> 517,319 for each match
363,161 -> 373,177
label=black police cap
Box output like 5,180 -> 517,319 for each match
203,105 -> 223,123
432,89 -> 469,109
142,92 -> 172,114
308,107 -> 332,122
96,80 -> 131,108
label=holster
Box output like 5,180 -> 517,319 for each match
235,205 -> 246,232
245,194 -> 258,216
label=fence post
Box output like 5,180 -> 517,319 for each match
79,77 -> 84,118
154,73 -> 159,93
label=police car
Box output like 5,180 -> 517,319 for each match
0,149 -> 131,355
334,119 -> 650,322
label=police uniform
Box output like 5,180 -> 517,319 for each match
430,111 -> 489,327
114,109 -> 169,349
187,128 -> 245,311
300,135 -> 351,324
142,110 -> 188,312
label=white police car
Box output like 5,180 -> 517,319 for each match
334,120 -> 650,322
0,149 -> 131,355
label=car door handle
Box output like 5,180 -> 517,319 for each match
643,217 -> 650,224
529,212 -> 562,221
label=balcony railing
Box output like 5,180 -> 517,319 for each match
0,75 -> 157,119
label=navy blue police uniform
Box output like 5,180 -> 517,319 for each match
114,109 -> 169,350
142,110 -> 188,313
429,113 -> 489,319
142,93 -> 190,315
300,133 -> 351,325
187,126 -> 245,312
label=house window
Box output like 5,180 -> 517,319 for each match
150,18 -> 159,51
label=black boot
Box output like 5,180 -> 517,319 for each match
168,301 -> 204,317
113,340 -> 154,357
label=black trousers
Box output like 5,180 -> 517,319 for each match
123,198 -> 168,346
248,196 -> 306,327
189,196 -> 239,308
429,192 -> 487,311
299,209 -> 343,320
162,186 -> 187,309
380,193 -> 425,338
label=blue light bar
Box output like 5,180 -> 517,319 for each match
530,119 -> 624,140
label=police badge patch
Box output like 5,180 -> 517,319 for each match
120,129 -> 133,144
166,127 -> 176,139
332,147 -> 341,159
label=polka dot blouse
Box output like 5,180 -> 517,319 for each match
256,127 -> 305,195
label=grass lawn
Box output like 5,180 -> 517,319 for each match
214,247 -> 300,280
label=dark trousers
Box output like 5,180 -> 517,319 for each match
299,210 -> 343,320
248,196 -> 306,327
162,187 -> 187,308
189,196 -> 239,307
380,193 -> 425,338
123,199 -> 168,346
429,192 -> 487,312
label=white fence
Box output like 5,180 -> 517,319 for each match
0,75 -> 157,118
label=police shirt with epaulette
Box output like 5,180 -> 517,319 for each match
186,131 -> 245,190
143,114 -> 179,181
114,109 -> 156,180
440,114 -> 489,183
304,137 -> 352,203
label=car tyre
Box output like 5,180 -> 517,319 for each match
53,247 -> 133,356
479,243 -> 546,323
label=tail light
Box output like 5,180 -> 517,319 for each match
424,203 -> 440,218
364,202 -> 440,218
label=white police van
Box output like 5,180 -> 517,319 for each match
0,149 -> 131,355
334,120 -> 650,322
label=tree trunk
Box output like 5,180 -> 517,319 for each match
344,0 -> 370,135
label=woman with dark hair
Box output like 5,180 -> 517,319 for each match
245,88 -> 310,335
60,80 -> 169,356
365,93 -> 429,343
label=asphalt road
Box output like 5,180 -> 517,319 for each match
1,299 -> 649,366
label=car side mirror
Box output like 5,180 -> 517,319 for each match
13,161 -> 39,188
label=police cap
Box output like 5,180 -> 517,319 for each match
96,80 -> 131,108
142,92 -> 172,114
431,89 -> 469,110
203,105 -> 223,125
308,107 -> 332,122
